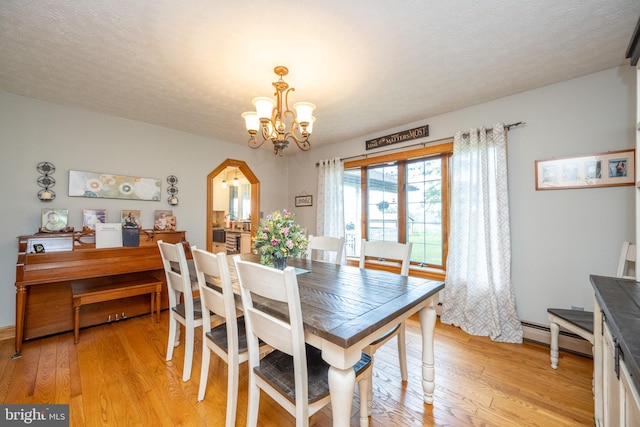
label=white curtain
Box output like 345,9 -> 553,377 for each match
441,123 -> 523,343
316,158 -> 344,262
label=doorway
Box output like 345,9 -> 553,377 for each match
206,159 -> 260,252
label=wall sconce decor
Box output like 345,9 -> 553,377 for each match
37,162 -> 56,202
167,175 -> 179,205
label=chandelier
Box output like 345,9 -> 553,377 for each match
242,66 -> 316,156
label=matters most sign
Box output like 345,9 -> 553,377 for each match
365,125 -> 429,150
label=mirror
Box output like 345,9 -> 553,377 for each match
206,159 -> 260,252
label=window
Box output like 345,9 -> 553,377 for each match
343,142 -> 451,270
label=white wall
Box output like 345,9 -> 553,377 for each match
0,91 -> 289,329
288,66 -> 636,326
0,66 -> 635,331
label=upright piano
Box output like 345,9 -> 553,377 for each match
13,229 -> 188,358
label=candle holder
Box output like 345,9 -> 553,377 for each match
37,162 -> 56,202
167,175 -> 179,206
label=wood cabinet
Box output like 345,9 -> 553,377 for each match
212,242 -> 226,253
600,304 -> 621,426
14,230 -> 188,357
592,276 -> 640,427
241,232 -> 252,254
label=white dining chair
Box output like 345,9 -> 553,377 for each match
158,240 -> 203,382
306,235 -> 345,264
234,257 -> 373,427
359,239 -> 412,410
548,241 -> 636,370
616,241 -> 636,279
192,248 -> 271,426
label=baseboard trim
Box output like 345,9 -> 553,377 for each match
522,321 -> 592,357
0,325 -> 16,342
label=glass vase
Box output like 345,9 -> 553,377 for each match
273,256 -> 288,270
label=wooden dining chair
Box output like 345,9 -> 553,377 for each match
234,257 -> 372,427
306,235 -> 345,264
359,239 -> 412,410
191,248 -> 271,426
158,240 -> 203,382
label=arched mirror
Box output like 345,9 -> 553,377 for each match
206,159 -> 260,253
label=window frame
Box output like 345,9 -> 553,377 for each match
344,142 -> 452,280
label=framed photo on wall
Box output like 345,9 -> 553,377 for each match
295,195 -> 313,207
535,149 -> 635,190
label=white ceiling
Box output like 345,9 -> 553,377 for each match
1,1 -> 638,153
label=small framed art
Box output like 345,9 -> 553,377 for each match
535,149 -> 635,190
295,195 -> 313,207
41,209 -> 69,231
154,210 -> 172,230
83,209 -> 107,230
121,210 -> 141,228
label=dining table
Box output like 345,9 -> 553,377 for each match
219,254 -> 444,427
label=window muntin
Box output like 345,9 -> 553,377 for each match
343,143 -> 450,270
406,158 -> 443,266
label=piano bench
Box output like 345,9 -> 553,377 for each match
72,274 -> 162,344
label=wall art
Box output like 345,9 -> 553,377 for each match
535,149 -> 635,190
69,170 -> 161,201
83,209 -> 107,230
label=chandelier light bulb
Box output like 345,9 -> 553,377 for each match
252,97 -> 275,121
241,112 -> 259,133
293,102 -> 315,126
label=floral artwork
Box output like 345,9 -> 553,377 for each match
69,170 -> 161,201
253,209 -> 308,268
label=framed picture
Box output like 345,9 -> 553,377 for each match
154,210 -> 173,230
535,149 -> 635,190
165,215 -> 177,231
69,170 -> 161,201
83,209 -> 108,230
295,195 -> 313,207
41,209 -> 69,231
121,210 -> 141,228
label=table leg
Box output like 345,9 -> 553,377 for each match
419,301 -> 437,404
328,365 -> 355,427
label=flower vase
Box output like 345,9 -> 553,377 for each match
273,257 -> 288,270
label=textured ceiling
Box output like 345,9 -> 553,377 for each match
0,1 -> 638,153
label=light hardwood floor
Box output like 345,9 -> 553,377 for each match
0,313 -> 594,426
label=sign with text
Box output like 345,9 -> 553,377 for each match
365,125 -> 429,150
1,404 -> 69,426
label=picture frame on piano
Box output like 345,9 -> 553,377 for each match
40,208 -> 72,233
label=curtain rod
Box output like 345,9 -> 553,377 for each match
316,121 -> 526,166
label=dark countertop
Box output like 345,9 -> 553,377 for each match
590,275 -> 640,394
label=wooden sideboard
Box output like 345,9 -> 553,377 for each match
13,229 -> 189,358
